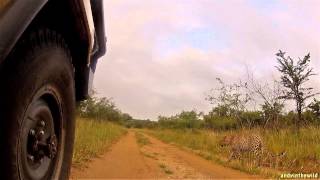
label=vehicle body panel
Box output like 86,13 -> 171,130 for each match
0,0 -> 106,100
0,0 -> 47,62
83,0 -> 95,62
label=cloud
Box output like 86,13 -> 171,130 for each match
94,0 -> 320,119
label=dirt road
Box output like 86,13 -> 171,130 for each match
71,131 -> 257,179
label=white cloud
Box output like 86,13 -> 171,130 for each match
94,0 -> 320,119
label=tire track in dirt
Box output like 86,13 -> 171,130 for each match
71,130 -> 258,179
141,133 -> 258,179
70,131 -> 164,179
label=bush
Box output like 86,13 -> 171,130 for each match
77,96 -> 133,123
203,115 -> 238,130
123,119 -> 157,128
158,110 -> 203,129
239,111 -> 263,128
302,110 -> 320,126
203,110 -> 263,130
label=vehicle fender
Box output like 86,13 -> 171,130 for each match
0,0 -> 48,62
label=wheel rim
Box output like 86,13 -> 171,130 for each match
19,87 -> 64,180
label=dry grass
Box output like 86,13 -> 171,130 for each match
72,118 -> 127,168
147,127 -> 320,177
263,127 -> 320,172
159,163 -> 174,175
135,131 -> 151,147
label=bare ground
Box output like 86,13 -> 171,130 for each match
71,130 -> 259,179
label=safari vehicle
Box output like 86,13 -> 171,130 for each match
0,0 -> 106,179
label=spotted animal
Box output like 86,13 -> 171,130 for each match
261,151 -> 287,168
220,133 -> 263,162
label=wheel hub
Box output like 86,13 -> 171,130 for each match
20,96 -> 62,180
27,119 -> 58,164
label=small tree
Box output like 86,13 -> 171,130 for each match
206,78 -> 251,127
78,96 -> 124,122
276,50 -> 319,131
245,68 -> 285,128
261,102 -> 284,128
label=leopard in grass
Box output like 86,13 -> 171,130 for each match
219,133 -> 263,163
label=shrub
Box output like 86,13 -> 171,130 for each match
203,115 -> 238,130
158,110 -> 203,129
239,111 -> 263,128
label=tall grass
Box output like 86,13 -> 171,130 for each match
72,118 -> 127,167
264,127 -> 320,172
148,127 -> 320,176
149,129 -> 220,155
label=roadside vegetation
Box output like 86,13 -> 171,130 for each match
72,50 -> 320,176
73,93 -> 133,167
148,128 -> 320,176
72,118 -> 127,168
134,51 -> 320,176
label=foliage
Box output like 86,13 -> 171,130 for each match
124,119 -> 157,128
281,111 -> 297,127
77,96 -> 132,123
206,78 -> 251,127
210,104 -> 235,117
72,118 -> 127,167
239,111 -> 264,128
261,102 -> 284,129
203,113 -> 237,130
158,110 -> 203,129
245,69 -> 286,128
308,98 -> 320,118
276,50 -> 319,130
302,110 -> 319,126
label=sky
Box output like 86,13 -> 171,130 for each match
94,0 -> 320,120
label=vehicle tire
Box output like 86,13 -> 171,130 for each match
0,29 -> 75,180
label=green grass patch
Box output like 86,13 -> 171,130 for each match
72,118 -> 127,168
